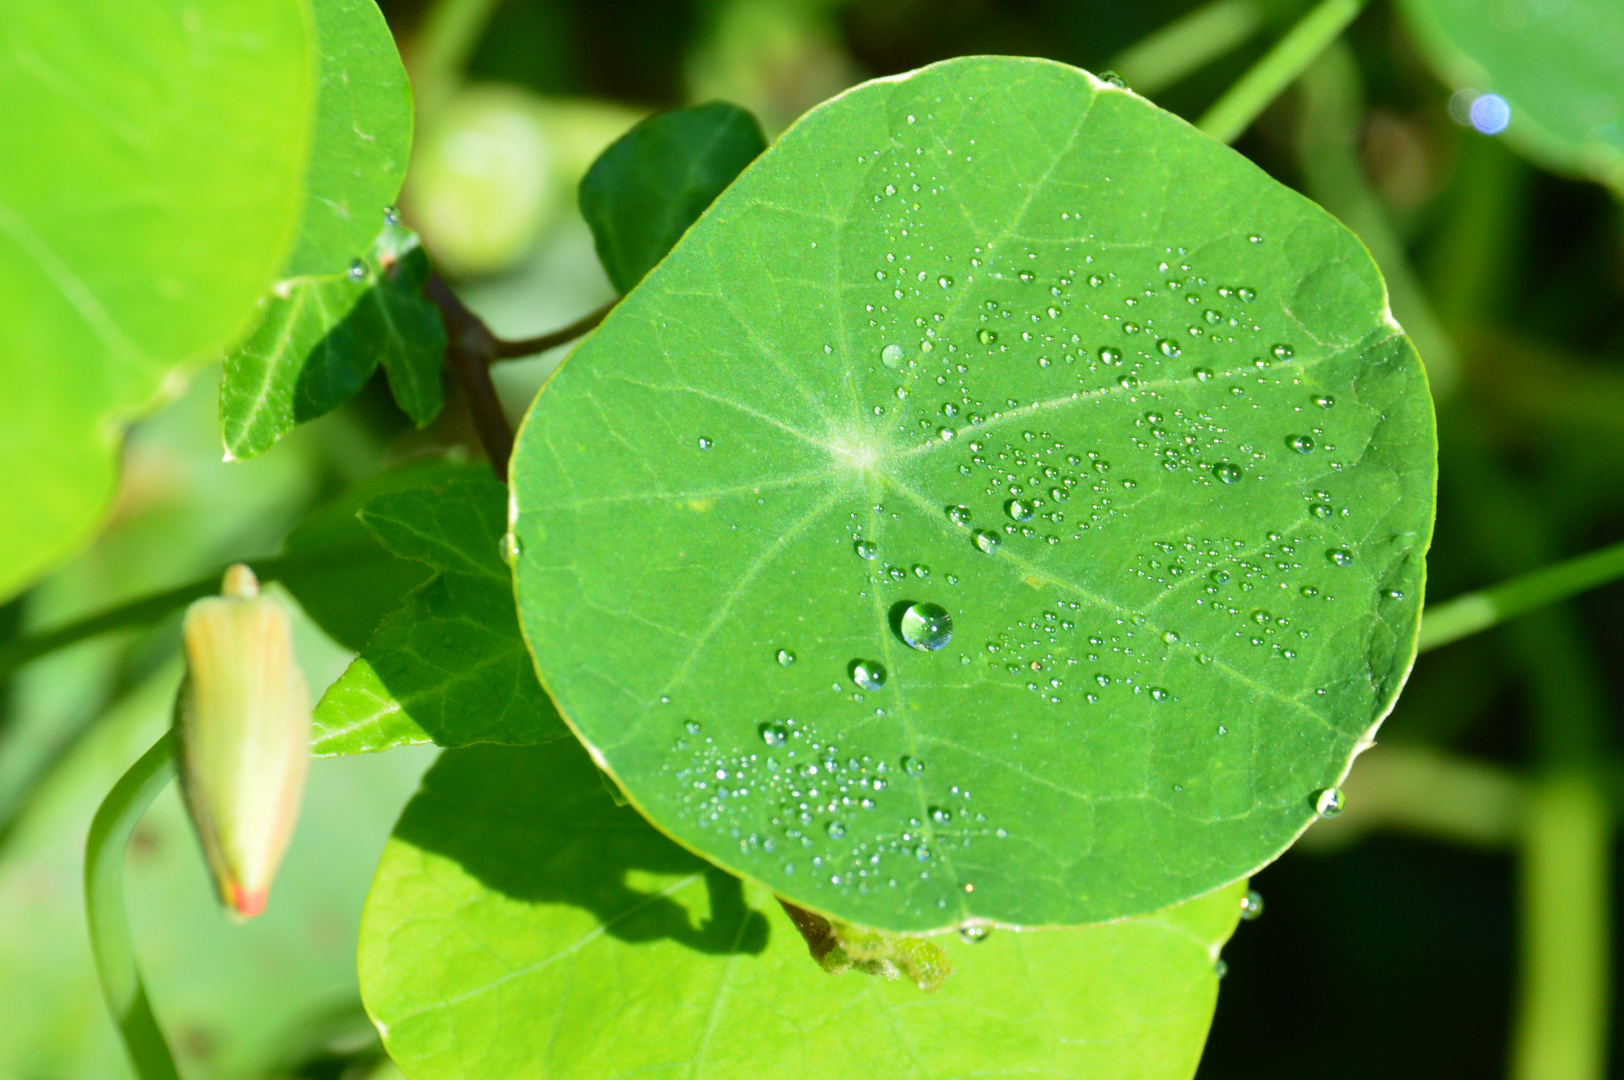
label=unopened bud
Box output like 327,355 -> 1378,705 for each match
174,565 -> 311,918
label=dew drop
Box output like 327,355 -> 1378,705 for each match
960,926 -> 992,944
1212,462 -> 1243,484
759,722 -> 788,747
383,205 -> 401,226
1237,286 -> 1257,302
1313,394 -> 1335,409
776,649 -> 796,667
881,344 -> 906,369
1271,343 -> 1294,360
1149,686 -> 1170,702
1240,890 -> 1265,920
498,533 -> 522,566
972,529 -> 1001,554
1005,498 -> 1034,522
1099,346 -> 1122,365
1310,503 -> 1333,519
826,820 -> 847,840
1289,434 -> 1315,454
1214,959 -> 1230,978
912,563 -> 931,578
977,328 -> 998,346
900,602 -> 953,651
902,755 -> 927,776
348,258 -> 366,280
929,806 -> 952,824
946,504 -> 972,526
1313,787 -> 1345,818
697,436 -> 713,449
1326,547 -> 1354,567
1157,339 -> 1181,358
850,659 -> 887,691
855,540 -> 879,560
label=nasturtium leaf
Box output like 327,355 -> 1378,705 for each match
580,101 -> 768,293
313,473 -> 567,755
511,56 -> 1437,931
284,0 -> 414,278
278,458 -> 469,652
1398,0 -> 1624,195
222,225 -> 446,460
0,0 -> 315,601
360,740 -> 1247,1080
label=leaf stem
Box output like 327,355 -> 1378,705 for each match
490,299 -> 617,361
85,733 -> 181,1080
1196,0 -> 1367,144
1418,538 -> 1624,653
1107,0 -> 1264,96
424,275 -> 513,481
1513,774 -> 1611,1080
404,0 -> 503,124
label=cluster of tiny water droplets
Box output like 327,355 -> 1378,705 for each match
663,713 -> 1007,905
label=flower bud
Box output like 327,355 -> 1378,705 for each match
174,564 -> 311,918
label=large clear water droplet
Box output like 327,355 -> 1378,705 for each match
854,540 -> 879,560
1005,498 -> 1034,522
1239,889 -> 1264,920
946,504 -> 972,526
1313,787 -> 1345,818
902,755 -> 927,776
960,925 -> 992,944
972,529 -> 1001,554
498,533 -> 522,566
900,602 -> 953,651
977,328 -> 998,346
1212,462 -> 1243,484
1288,434 -> 1315,454
826,820 -> 847,840
1326,547 -> 1354,567
881,343 -> 906,369
759,722 -> 788,747
850,659 -> 887,691
776,649 -> 796,667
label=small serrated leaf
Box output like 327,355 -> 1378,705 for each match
312,474 -> 567,756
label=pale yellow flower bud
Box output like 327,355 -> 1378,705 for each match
174,564 -> 311,918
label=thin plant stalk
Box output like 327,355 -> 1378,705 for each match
1197,0 -> 1367,143
1418,538 -> 1624,653
85,733 -> 181,1080
1107,0 -> 1263,95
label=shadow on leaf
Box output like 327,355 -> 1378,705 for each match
392,741 -> 769,956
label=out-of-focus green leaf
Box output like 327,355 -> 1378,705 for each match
580,102 -> 767,293
360,739 -> 1247,1080
278,458 -> 468,653
1398,0 -> 1624,195
221,226 -> 446,460
0,0 -> 316,602
511,56 -> 1437,932
313,474 -> 568,755
284,0 -> 414,277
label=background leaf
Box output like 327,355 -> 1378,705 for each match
580,101 -> 767,293
511,56 -> 1437,932
1397,0 -> 1624,195
285,0 -> 415,277
360,738 -> 1246,1080
221,226 -> 446,460
0,0 -> 316,600
313,473 -> 568,755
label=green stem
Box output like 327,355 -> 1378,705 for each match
1196,0 -> 1367,144
406,0 -> 503,124
0,550 -> 371,681
1107,0 -> 1264,96
85,733 -> 181,1080
1418,538 -> 1624,653
1513,774 -> 1611,1080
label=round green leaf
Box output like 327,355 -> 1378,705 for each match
510,56 -> 1436,931
360,741 -> 1246,1080
0,0 -> 316,600
1398,0 -> 1624,195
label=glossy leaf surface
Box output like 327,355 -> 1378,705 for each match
284,0 -> 414,277
313,473 -> 567,755
512,57 -> 1436,930
580,102 -> 768,293
361,739 -> 1246,1080
0,0 -> 315,600
1398,0 -> 1624,194
221,226 -> 446,460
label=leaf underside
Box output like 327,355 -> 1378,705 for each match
511,56 -> 1437,932
360,738 -> 1245,1080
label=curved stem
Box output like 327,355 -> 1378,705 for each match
85,733 -> 181,1080
490,299 -> 617,361
1107,0 -> 1263,96
1418,538 -> 1624,653
1196,0 -> 1367,144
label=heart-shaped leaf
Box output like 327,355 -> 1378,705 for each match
1398,0 -> 1624,195
360,739 -> 1247,1080
510,56 -> 1436,931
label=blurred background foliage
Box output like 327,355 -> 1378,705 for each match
2,0 -> 1621,1076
